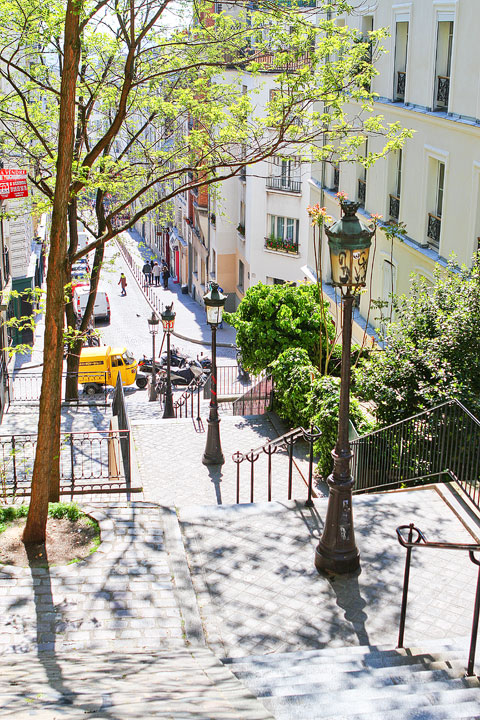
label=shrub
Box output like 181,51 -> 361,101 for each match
306,376 -> 374,479
270,348 -> 319,427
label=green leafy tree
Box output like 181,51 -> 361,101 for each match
270,347 -> 319,427
0,0 -> 410,543
355,257 -> 480,425
225,282 -> 335,374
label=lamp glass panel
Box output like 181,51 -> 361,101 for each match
330,247 -> 370,287
206,304 -> 223,325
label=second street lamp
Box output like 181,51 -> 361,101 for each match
202,282 -> 227,465
315,199 -> 374,575
147,311 -> 160,402
161,303 -> 176,419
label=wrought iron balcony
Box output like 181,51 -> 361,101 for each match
436,75 -> 450,108
357,178 -> 366,206
264,236 -> 299,254
396,70 -> 406,100
427,212 -> 441,249
389,194 -> 400,221
266,177 -> 301,193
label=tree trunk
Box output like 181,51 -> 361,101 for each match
23,0 -> 81,544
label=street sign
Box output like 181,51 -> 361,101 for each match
0,169 -> 28,199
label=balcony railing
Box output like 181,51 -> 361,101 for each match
266,177 -> 301,193
264,236 -> 299,254
436,75 -> 450,108
389,193 -> 400,220
357,178 -> 366,206
396,70 -> 406,100
427,212 -> 441,248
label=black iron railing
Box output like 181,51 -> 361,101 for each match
10,371 -> 108,409
112,373 -> 131,490
427,212 -> 441,248
214,365 -> 263,397
232,374 -> 273,416
232,425 -> 321,503
0,429 -> 138,500
396,70 -> 406,100
436,75 -> 450,108
389,193 -> 400,220
266,177 -> 301,193
352,399 -> 480,511
173,375 -> 206,422
396,523 -> 480,676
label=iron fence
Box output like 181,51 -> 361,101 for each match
232,374 -> 273,416
0,428 -> 138,499
9,371 -> 108,409
351,399 -> 480,511
212,365 -> 263,397
112,374 -> 131,488
232,425 -> 321,504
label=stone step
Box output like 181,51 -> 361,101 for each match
0,649 -> 274,720
264,685 -> 480,720
225,647 -> 467,682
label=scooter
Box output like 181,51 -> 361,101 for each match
157,359 -> 207,387
159,347 -> 211,373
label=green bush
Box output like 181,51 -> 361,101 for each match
306,376 -> 374,479
270,347 -> 319,427
48,502 -> 81,521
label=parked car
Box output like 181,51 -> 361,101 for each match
73,286 -> 110,323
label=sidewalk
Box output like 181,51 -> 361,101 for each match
119,230 -> 238,362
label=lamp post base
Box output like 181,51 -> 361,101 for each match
163,393 -> 175,419
202,417 -> 225,465
314,476 -> 360,575
148,379 -> 157,402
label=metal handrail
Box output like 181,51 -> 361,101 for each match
173,374 -> 206,420
232,425 -> 321,504
396,523 -> 480,676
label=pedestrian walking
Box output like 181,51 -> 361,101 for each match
162,263 -> 170,290
142,260 -> 152,287
152,261 -> 161,286
118,273 -> 127,296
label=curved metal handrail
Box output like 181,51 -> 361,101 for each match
396,523 -> 480,677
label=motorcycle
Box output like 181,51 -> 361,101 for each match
156,358 -> 207,387
158,346 -> 211,373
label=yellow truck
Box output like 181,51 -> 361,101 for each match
78,345 -> 138,395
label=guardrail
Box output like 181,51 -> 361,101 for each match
396,523 -> 480,677
9,371 -> 109,409
0,428 -> 139,500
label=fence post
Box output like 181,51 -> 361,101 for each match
467,556 -> 480,676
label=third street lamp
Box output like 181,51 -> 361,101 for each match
160,303 -> 176,419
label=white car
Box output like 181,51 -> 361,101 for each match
73,286 -> 110,323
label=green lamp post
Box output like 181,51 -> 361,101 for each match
315,199 -> 374,574
202,282 -> 227,465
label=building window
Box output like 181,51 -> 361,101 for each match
434,21 -> 453,110
357,140 -> 368,207
394,21 -> 408,101
266,215 -> 299,253
210,249 -> 216,278
267,156 -> 301,193
427,160 -> 445,249
238,260 -> 244,291
389,149 -> 402,221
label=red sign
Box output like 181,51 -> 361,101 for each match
0,169 -> 28,200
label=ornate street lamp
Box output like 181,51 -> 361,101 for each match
315,199 -> 374,575
147,311 -> 160,403
202,282 -> 227,465
160,303 -> 176,418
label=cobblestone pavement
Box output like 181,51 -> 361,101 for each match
131,414 -> 313,507
179,488 -> 480,659
0,502 -> 186,655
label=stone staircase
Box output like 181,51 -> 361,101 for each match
223,639 -> 480,719
0,648 -> 274,719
